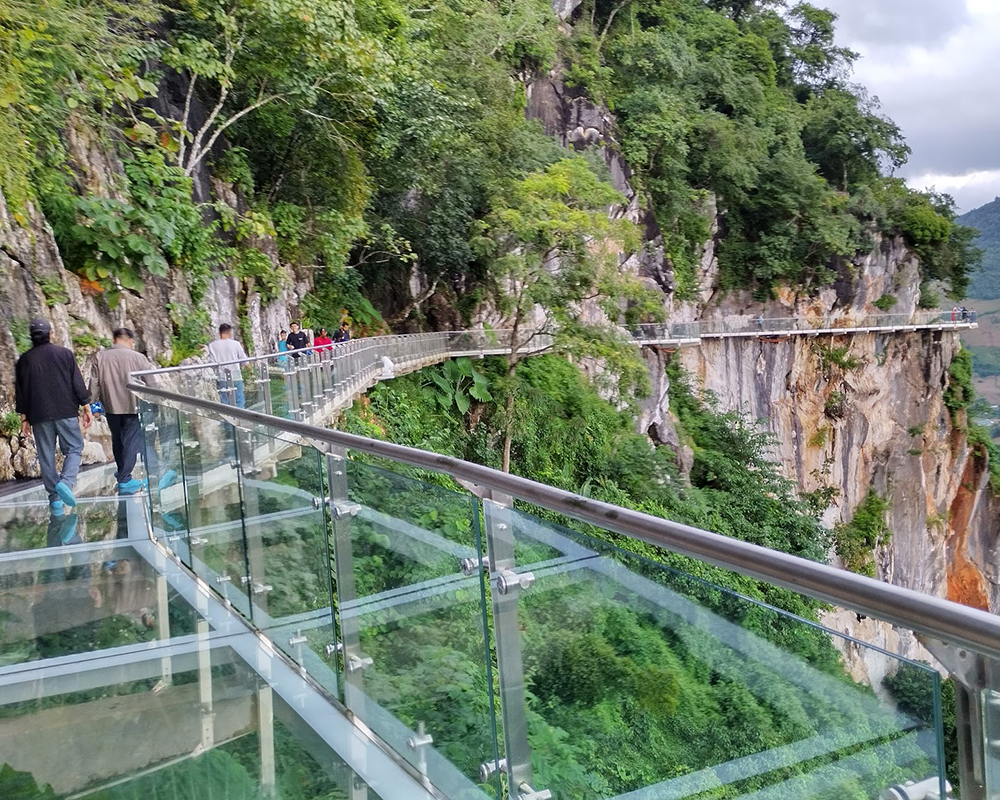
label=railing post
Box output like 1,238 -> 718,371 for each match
482,493 -> 535,794
285,359 -> 299,420
327,449 -> 368,712
259,361 -> 273,416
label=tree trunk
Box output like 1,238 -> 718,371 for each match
501,390 -> 514,474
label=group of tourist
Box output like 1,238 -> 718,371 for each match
951,306 -> 976,323
14,316 -> 349,517
276,320 -> 351,359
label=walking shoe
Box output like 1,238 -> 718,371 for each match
55,481 -> 77,507
157,469 -> 178,491
49,500 -> 64,516
118,478 -> 147,495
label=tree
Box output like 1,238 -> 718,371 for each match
163,0 -> 389,177
800,88 -> 910,190
784,2 -> 857,92
485,157 -> 657,471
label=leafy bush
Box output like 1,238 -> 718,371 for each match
165,303 -> 211,365
39,275 -> 70,307
872,294 -> 897,311
423,358 -> 492,415
824,391 -> 846,418
816,343 -> 861,372
0,411 -> 21,437
834,490 -> 890,576
944,347 -> 973,420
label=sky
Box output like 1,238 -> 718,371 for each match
819,0 -> 1000,214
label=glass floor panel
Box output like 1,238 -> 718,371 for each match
0,543 -> 206,668
0,464 -> 140,554
0,641 -> 383,800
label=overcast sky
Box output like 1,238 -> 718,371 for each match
820,0 -> 999,214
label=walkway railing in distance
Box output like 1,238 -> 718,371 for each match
133,329 -> 552,424
130,357 -> 1000,800
629,310 -> 977,342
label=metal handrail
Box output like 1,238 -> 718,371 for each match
127,380 -> 1000,662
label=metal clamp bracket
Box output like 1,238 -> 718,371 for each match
460,555 -> 490,576
518,783 -> 552,800
347,654 -> 374,674
333,501 -> 362,520
497,569 -> 535,595
479,758 -> 507,783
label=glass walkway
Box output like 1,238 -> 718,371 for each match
1,332 -> 999,800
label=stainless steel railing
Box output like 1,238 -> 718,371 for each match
128,380 -> 1000,662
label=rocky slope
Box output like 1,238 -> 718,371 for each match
0,122 -> 305,482
523,62 -> 999,681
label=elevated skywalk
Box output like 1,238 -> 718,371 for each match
0,310 -> 990,800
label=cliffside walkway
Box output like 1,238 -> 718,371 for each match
0,310 -> 995,800
631,310 -> 977,348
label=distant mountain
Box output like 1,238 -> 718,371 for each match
959,197 -> 1000,299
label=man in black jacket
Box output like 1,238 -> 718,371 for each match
285,321 -> 309,359
15,318 -> 93,513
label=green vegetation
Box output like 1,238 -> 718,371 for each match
833,489 -> 890,577
824,390 -> 846,418
885,664 -> 958,788
816,343 -> 861,373
334,356 -> 944,796
872,294 -> 897,311
2,0 -> 982,344
958,196 -> 1000,300
944,346 -> 974,420
0,411 -> 20,437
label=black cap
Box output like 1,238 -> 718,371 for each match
29,318 -> 51,336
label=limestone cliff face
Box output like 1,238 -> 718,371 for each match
522,64 -> 1000,677
0,124 -> 306,481
643,232 -> 999,678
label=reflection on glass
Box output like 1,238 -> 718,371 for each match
238,428 -> 338,695
497,508 -> 944,800
0,644 -> 382,800
0,545 -> 200,667
338,459 -> 500,797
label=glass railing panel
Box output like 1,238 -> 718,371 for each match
237,426 -> 339,695
334,458 -> 500,798
0,542 -> 202,667
139,399 -> 187,551
491,508 -> 944,800
176,410 -> 253,617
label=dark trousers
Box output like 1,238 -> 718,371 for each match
106,413 -> 143,483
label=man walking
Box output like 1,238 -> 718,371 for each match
207,323 -> 248,407
90,328 -> 170,494
285,321 -> 309,359
15,318 -> 92,513
333,321 -> 351,343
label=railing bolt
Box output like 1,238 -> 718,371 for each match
479,758 -> 507,783
323,642 -> 342,659
460,555 -> 490,576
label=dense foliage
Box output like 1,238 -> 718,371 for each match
958,196 -> 1000,300
0,0 -> 983,357
337,355 -> 941,797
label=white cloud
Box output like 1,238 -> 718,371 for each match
910,170 -> 1000,215
822,0 -> 1000,211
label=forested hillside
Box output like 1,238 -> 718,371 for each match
0,0 -> 981,360
958,197 -> 1000,299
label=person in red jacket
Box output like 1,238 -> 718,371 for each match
313,327 -> 333,352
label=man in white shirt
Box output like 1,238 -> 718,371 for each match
207,323 -> 249,407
